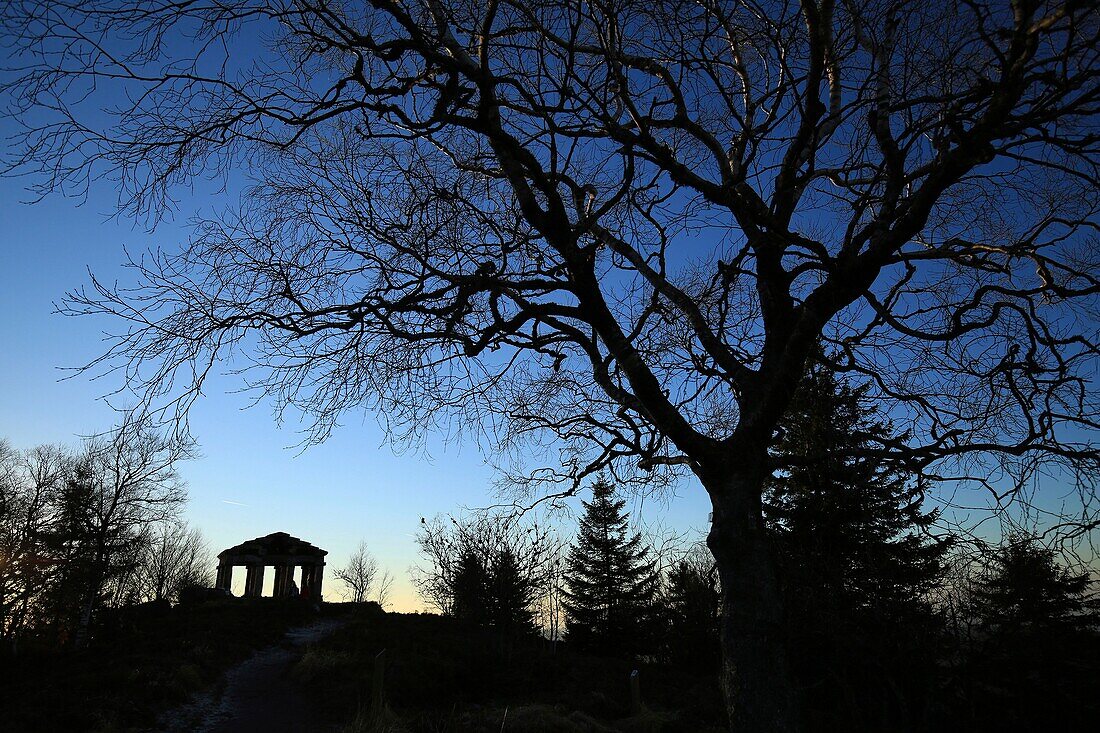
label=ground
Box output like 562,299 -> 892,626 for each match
0,599 -> 324,732
1,603 -> 726,732
155,618 -> 346,733
293,610 -> 726,732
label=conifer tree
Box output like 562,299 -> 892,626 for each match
663,547 -> 721,669
415,512 -> 551,632
764,359 -> 949,729
563,479 -> 659,657
960,536 -> 1099,728
487,548 -> 536,633
972,536 -> 1097,637
451,549 -> 490,622
765,361 -> 947,613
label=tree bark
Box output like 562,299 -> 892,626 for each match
74,537 -> 107,649
705,461 -> 799,732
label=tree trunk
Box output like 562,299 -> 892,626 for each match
74,593 -> 96,649
74,539 -> 107,649
705,465 -> 799,732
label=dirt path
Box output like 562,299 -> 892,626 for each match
154,617 -> 346,733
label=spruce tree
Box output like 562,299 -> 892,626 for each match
663,549 -> 721,669
972,536 -> 1097,637
563,479 -> 659,657
450,549 -> 490,622
487,548 -> 536,633
765,361 -> 947,613
960,536 -> 1100,728
764,359 -> 949,729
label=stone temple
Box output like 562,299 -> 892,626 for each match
215,531 -> 327,599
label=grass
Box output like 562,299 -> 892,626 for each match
294,611 -> 725,732
0,598 -> 326,732
1,604 -> 725,732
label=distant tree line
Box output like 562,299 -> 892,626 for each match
0,412 -> 205,651
415,364 -> 1099,730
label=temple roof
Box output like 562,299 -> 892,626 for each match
218,531 -> 328,561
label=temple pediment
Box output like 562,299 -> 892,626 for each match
218,531 -> 328,562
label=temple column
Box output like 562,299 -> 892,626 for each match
312,564 -> 324,600
284,565 -> 296,595
245,564 -> 265,597
273,565 -> 288,597
299,565 -> 312,598
302,565 -> 323,599
216,563 -> 233,590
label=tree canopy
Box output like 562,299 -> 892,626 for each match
4,1 -> 1097,727
2,0 -> 1093,489
563,479 -> 660,657
972,536 -> 1097,636
765,360 -> 949,613
413,512 -> 552,631
765,358 -> 950,729
0,416 -> 192,647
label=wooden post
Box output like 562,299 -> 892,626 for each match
372,648 -> 386,712
629,669 -> 642,715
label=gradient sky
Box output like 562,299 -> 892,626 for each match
0,153 -> 712,608
2,13 -> 1091,609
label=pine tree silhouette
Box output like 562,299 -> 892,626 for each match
563,479 -> 660,657
451,549 -> 490,622
487,548 -> 536,633
766,362 -> 947,612
972,536 -> 1097,637
663,552 -> 721,669
764,358 -> 949,729
964,536 -> 1099,728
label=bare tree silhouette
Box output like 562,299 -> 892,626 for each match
375,568 -> 395,611
65,413 -> 191,646
413,513 -> 555,622
334,541 -> 382,604
4,1 -> 1097,727
129,521 -> 209,604
0,441 -> 71,642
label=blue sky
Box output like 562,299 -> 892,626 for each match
0,166 -> 712,608
1,138 -> 1089,605
2,10 -> 1091,607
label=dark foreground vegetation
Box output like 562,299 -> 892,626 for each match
1,592 -> 1097,732
298,602 -> 1100,733
0,599 -> 319,732
295,609 -> 725,733
407,362 -> 1100,731
3,362 -> 1096,732
4,0 -> 1099,728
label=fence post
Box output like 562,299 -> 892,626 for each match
372,648 -> 387,712
629,669 -> 642,715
